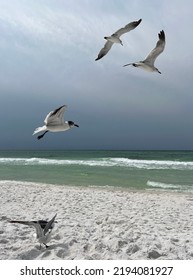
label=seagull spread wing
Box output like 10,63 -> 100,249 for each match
44,214 -> 57,235
113,19 -> 142,38
143,30 -> 165,65
95,19 -> 141,61
44,105 -> 67,126
9,220 -> 44,238
30,222 -> 45,238
95,41 -> 114,61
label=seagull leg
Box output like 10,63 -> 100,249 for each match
37,131 -> 48,140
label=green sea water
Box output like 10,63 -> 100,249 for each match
0,150 -> 193,192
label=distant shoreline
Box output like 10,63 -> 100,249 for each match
0,179 -> 192,195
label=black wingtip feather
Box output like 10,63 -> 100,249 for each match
95,56 -> 102,61
135,18 -> 142,26
158,30 -> 165,41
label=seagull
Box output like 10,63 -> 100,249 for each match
95,19 -> 142,61
123,30 -> 165,73
33,105 -> 79,140
9,214 -> 57,249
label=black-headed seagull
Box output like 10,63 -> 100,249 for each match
95,19 -> 142,61
123,30 -> 165,73
33,105 -> 79,140
10,214 -> 57,249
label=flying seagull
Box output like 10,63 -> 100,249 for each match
123,30 -> 165,73
33,105 -> 79,140
9,214 -> 57,249
95,19 -> 142,61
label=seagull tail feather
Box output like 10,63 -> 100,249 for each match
33,126 -> 47,135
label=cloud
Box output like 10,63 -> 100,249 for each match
0,0 -> 193,149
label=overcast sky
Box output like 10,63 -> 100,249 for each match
0,0 -> 193,150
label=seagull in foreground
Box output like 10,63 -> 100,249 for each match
9,214 -> 57,249
95,19 -> 142,61
33,105 -> 79,140
123,30 -> 165,73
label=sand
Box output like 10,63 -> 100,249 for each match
0,180 -> 193,260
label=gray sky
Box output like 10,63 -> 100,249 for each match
0,0 -> 193,150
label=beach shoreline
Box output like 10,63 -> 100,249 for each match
0,180 -> 193,260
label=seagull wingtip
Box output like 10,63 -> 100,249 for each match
135,18 -> 142,25
158,30 -> 165,41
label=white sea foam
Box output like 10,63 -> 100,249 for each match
147,180 -> 193,191
1,157 -> 193,170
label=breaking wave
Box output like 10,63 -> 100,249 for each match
1,157 -> 193,170
147,180 -> 193,191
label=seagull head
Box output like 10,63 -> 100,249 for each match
68,121 -> 79,128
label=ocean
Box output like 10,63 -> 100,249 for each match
0,150 -> 193,192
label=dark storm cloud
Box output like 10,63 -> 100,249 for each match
0,0 -> 193,149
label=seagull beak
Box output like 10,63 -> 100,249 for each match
74,124 -> 79,127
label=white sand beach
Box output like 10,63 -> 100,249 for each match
0,180 -> 193,260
